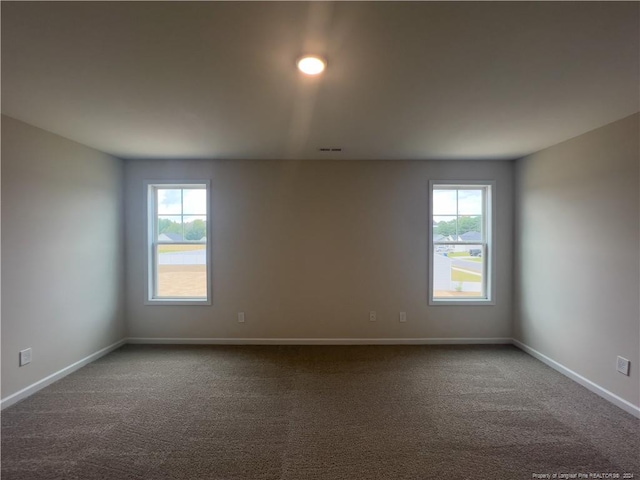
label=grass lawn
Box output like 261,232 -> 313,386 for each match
451,268 -> 482,282
158,244 -> 206,254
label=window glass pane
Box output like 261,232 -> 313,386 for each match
183,216 -> 207,242
433,244 -> 484,299
156,244 -> 207,298
433,189 -> 457,215
157,189 -> 182,215
158,216 -> 183,242
457,216 -> 483,242
457,189 -> 483,215
433,216 -> 457,240
183,189 -> 207,215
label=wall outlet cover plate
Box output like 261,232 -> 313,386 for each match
617,356 -> 630,376
19,348 -> 32,366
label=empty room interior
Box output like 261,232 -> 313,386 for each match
1,1 -> 639,479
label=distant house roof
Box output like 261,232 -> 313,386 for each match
459,231 -> 481,242
434,233 -> 456,242
158,232 -> 184,242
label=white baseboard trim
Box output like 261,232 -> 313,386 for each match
126,337 -> 513,345
1,339 -> 127,410
512,339 -> 640,419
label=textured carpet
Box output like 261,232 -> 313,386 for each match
2,345 -> 638,479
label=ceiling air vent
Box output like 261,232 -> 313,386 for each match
318,147 -> 342,152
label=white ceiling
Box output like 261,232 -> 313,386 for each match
2,2 -> 638,161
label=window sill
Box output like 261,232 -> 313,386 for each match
429,299 -> 495,306
145,299 -> 211,306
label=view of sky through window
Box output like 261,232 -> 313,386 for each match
158,189 -> 206,215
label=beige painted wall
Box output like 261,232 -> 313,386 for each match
125,159 -> 513,339
514,113 -> 640,407
1,116 -> 125,399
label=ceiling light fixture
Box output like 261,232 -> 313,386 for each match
296,55 -> 326,75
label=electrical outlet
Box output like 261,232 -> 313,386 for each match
19,348 -> 32,367
238,312 -> 245,323
399,312 -> 407,322
617,356 -> 630,376
369,311 -> 376,322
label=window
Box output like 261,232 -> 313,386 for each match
146,182 -> 211,304
429,181 -> 494,305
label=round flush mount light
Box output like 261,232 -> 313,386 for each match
296,55 -> 326,75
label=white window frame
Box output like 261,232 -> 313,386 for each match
428,180 -> 495,306
144,180 -> 212,306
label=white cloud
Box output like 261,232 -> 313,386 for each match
433,188 -> 482,218
158,188 -> 207,216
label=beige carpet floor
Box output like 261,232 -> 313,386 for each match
2,345 -> 639,479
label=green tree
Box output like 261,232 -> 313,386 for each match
434,216 -> 481,237
158,218 -> 181,235
184,219 -> 206,241
435,220 -> 456,236
458,216 -> 481,235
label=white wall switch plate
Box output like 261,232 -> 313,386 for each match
19,348 -> 32,366
238,312 -> 245,323
617,356 -> 630,376
399,312 -> 407,322
369,311 -> 376,322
